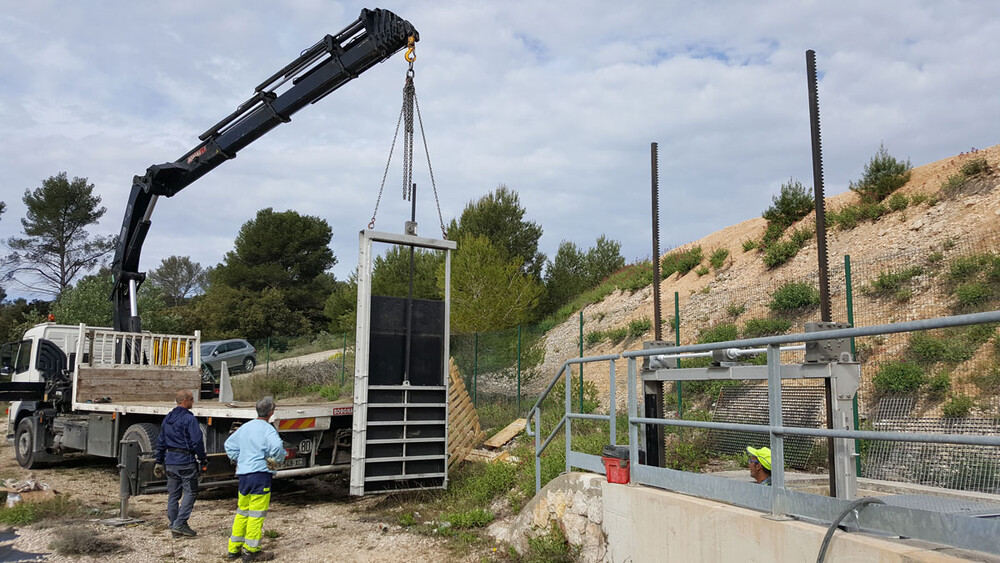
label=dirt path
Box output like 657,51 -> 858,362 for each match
266,350 -> 343,370
0,420 -> 468,562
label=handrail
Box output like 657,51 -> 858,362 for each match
623,310 -> 1000,358
527,309 -> 1000,556
525,352 -> 619,436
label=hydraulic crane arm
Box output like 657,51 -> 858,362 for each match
111,8 -> 418,331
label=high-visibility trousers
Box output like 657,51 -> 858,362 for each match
228,471 -> 272,555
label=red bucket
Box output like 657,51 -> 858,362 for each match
602,456 -> 630,484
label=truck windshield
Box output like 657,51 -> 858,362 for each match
0,341 -> 33,377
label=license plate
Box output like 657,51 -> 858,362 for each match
275,457 -> 305,470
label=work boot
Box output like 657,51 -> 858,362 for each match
227,550 -> 242,559
171,523 -> 197,537
242,549 -> 275,562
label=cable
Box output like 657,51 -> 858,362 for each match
816,497 -> 885,563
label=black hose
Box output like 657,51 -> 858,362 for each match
816,497 -> 886,563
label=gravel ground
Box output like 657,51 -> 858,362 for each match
0,418 -> 473,562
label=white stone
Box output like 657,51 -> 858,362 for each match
587,496 -> 603,524
562,512 -> 588,545
572,491 -> 588,515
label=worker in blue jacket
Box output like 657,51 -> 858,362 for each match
154,389 -> 208,538
225,396 -> 285,562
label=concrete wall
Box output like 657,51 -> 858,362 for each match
493,473 -> 997,563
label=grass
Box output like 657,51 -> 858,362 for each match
709,248 -> 730,270
827,201 -> 889,230
661,246 -> 704,278
741,317 -> 792,339
872,361 -> 924,394
768,281 -> 820,312
762,227 -> 814,268
49,525 -> 127,556
547,260 -> 653,326
232,361 -> 353,402
862,266 -> 923,297
942,395 -> 975,418
0,494 -> 82,526
265,331 -> 351,361
908,325 -> 997,365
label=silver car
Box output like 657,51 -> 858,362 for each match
200,339 -> 256,381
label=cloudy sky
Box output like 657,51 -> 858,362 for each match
1,1 -> 998,299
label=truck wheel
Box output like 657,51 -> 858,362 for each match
242,357 -> 256,373
15,418 -> 38,469
201,364 -> 216,383
122,423 -> 160,455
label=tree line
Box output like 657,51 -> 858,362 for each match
1,174 -> 625,348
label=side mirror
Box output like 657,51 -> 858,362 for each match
0,365 -> 11,377
212,350 -> 219,356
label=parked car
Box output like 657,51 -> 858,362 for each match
200,339 -> 256,381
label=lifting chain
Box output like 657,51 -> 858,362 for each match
369,37 -> 447,238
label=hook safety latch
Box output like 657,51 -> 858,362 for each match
404,36 -> 416,63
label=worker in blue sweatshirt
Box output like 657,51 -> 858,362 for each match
154,389 -> 208,538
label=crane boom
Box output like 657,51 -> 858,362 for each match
111,8 -> 418,331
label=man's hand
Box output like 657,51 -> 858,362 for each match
265,458 -> 279,471
153,463 -> 166,478
200,461 -> 209,473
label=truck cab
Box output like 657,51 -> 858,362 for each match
1,323 -> 88,441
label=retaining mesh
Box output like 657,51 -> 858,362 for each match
863,397 -> 1000,494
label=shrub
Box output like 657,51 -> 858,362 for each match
940,173 -> 966,194
445,508 -> 493,529
863,266 -> 923,296
849,143 -> 912,203
584,331 -> 604,346
887,193 -> 909,212
954,282 -> 993,310
942,395 -> 974,418
947,254 -> 992,281
726,303 -> 746,317
742,239 -> 758,252
698,323 -> 738,344
769,282 -> 820,311
709,248 -> 730,269
909,329 -> 978,365
960,157 -> 989,176
972,367 -> 1000,393
742,317 -> 792,339
49,526 -> 126,556
762,227 -> 813,269
661,246 -> 703,277
695,265 -> 709,277
760,222 -> 786,248
628,318 -> 652,339
925,372 -> 951,399
606,327 -> 628,343
873,361 -> 924,394
910,193 -> 929,206
762,178 -> 814,227
526,522 -> 577,562
827,202 -> 890,230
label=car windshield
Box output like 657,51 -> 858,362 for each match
200,344 -> 215,356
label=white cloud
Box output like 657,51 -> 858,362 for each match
1,0 -> 998,301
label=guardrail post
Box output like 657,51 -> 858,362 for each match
628,357 -> 639,468
566,364 -> 573,474
534,410 -> 541,493
609,360 -> 616,445
767,344 -> 785,515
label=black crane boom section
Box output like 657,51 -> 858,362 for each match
111,8 -> 417,331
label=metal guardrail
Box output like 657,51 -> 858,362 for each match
528,310 -> 1000,556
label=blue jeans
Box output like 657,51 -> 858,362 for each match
166,463 -> 199,528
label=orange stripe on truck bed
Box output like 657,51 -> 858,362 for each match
277,418 -> 316,430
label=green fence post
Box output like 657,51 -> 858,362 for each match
474,332 -> 479,407
675,291 -> 682,416
579,311 -> 584,413
341,332 -> 347,386
265,337 -> 270,376
845,254 -> 862,477
517,324 -> 522,415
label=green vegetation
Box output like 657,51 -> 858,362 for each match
742,239 -> 758,252
925,372 -> 951,399
742,317 -> 792,339
910,193 -> 929,206
872,361 -> 925,394
695,265 -> 710,277
547,260 -> 652,325
941,156 -> 991,196
526,523 -> 578,562
628,318 -> 652,339
862,266 -> 923,297
709,248 -> 730,270
849,143 -> 912,203
762,178 -> 814,227
768,281 -> 820,312
49,526 -> 126,556
0,494 -> 82,525
698,323 -> 738,344
827,201 -> 889,230
942,395 -> 974,418
961,157 -> 990,176
661,246 -> 704,277
726,303 -> 746,317
886,193 -> 909,212
943,252 -> 1000,312
231,362 -> 352,402
762,227 -> 814,268
908,326 -> 996,366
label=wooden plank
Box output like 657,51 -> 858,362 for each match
483,418 -> 526,449
446,357 -> 485,470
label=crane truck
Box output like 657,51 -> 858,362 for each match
1,8 -> 421,495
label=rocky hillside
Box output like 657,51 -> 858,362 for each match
535,144 -> 1000,415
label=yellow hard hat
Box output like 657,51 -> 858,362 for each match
746,446 -> 772,471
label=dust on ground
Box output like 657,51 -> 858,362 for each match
0,417 -> 474,562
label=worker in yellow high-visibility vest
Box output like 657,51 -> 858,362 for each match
225,396 -> 285,562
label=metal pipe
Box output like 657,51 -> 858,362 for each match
624,311 -> 1000,358
128,279 -> 139,318
651,344 -> 806,364
628,416 -> 1000,447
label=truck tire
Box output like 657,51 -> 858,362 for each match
122,423 -> 160,455
15,417 -> 38,469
